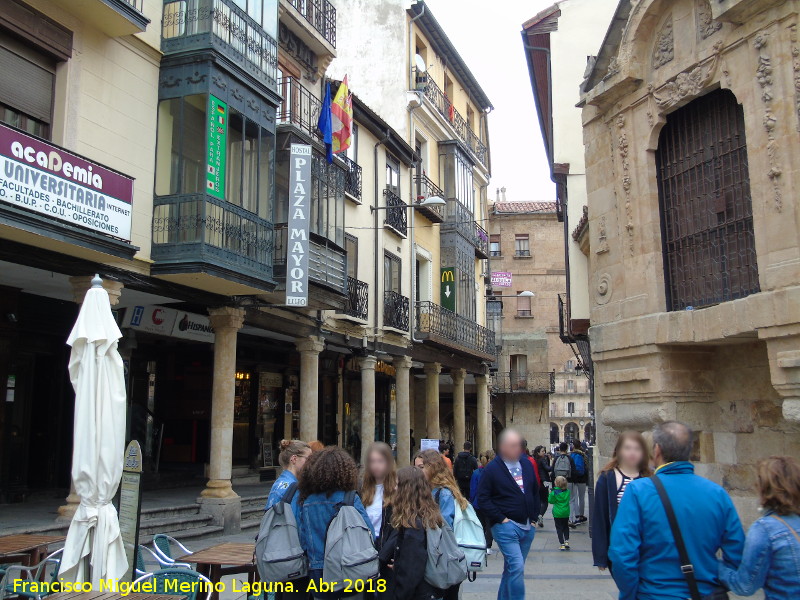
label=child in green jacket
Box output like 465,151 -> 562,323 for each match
549,475 -> 571,550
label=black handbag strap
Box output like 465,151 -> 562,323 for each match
652,475 -> 701,600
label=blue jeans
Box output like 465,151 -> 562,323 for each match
491,521 -> 535,600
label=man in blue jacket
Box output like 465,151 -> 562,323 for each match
609,421 -> 745,600
477,429 -> 539,600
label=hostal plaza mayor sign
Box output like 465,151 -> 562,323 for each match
286,144 -> 312,306
0,123 -> 134,241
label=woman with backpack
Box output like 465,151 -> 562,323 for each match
568,443 -> 589,526
266,440 -> 312,511
532,446 -> 551,528
298,446 -> 375,599
470,450 -> 495,552
360,442 -> 397,544
378,466 -> 445,600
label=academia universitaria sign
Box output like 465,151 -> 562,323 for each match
0,122 -> 134,241
286,144 -> 312,307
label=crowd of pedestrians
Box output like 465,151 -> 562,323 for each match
257,422 -> 799,600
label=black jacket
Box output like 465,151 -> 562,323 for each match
453,451 -> 478,482
476,455 -> 540,525
592,469 -> 636,568
379,519 -> 440,600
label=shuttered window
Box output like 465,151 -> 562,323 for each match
0,33 -> 55,136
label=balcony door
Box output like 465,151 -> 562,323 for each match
510,354 -> 527,390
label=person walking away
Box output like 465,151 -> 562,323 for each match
719,455 -> 800,599
568,443 -> 589,526
266,440 -> 312,511
360,442 -> 397,546
453,441 -> 479,499
439,442 -> 452,470
476,429 -> 539,600
521,439 -> 542,488
548,476 -> 571,550
378,466 -> 444,600
533,446 -> 552,527
609,421 -> 745,600
470,451 -> 495,552
591,431 -> 651,572
297,446 -> 374,599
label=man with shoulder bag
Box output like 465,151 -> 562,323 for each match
609,421 -> 745,600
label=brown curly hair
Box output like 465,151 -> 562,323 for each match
299,446 -> 359,501
757,455 -> 800,515
391,466 -> 444,530
414,449 -> 468,510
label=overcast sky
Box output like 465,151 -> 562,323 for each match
423,0 -> 558,203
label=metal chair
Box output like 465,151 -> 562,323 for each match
0,549 -> 63,600
152,534 -> 193,568
136,544 -> 173,577
133,568 -> 213,600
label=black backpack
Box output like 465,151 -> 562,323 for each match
454,455 -> 474,483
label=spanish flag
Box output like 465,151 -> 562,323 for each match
331,76 -> 353,155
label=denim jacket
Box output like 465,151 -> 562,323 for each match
719,512 -> 800,599
433,487 -> 455,528
297,491 -> 374,570
265,470 -> 298,512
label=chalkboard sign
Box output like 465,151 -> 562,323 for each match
119,440 -> 143,582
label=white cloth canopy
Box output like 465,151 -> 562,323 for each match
58,279 -> 128,586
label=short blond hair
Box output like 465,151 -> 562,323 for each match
554,476 -> 568,489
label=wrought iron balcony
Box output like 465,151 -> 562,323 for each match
442,200 -> 489,258
414,175 -> 445,223
151,194 -> 274,289
492,372 -> 555,394
384,291 -> 410,332
415,301 -> 497,360
274,225 -> 347,294
344,276 -> 369,321
285,0 -> 336,48
277,76 -> 321,141
162,0 -> 279,88
422,77 -> 489,170
342,155 -> 362,201
383,189 -> 407,237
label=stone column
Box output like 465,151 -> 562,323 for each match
296,336 -> 325,442
476,374 -> 490,454
360,356 -> 377,466
395,356 -> 413,467
201,307 -> 245,500
452,368 -> 466,451
424,363 -> 441,440
58,275 -> 124,522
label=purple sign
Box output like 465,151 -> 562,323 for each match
0,123 -> 134,240
491,271 -> 513,288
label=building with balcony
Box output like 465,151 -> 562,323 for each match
549,360 -> 592,446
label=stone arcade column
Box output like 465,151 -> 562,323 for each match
452,369 -> 466,451
395,356 -> 413,467
360,356 -> 377,466
424,363 -> 441,440
475,374 -> 490,454
296,336 -> 325,442
57,275 -> 124,523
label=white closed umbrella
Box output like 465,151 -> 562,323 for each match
58,275 -> 128,586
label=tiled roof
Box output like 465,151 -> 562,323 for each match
492,201 -> 557,214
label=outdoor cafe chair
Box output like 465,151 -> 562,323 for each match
133,567 -> 213,600
0,548 -> 62,600
137,544 -> 174,577
152,535 -> 193,568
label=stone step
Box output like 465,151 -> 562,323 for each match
240,494 -> 269,508
139,513 -> 214,536
139,524 -> 225,547
141,502 -> 201,520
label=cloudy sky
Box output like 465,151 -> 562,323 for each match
423,0 -> 559,203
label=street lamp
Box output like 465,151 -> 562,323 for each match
369,195 -> 446,213
486,290 -> 535,298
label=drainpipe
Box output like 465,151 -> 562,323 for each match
373,130 -> 392,348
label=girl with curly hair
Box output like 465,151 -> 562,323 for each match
378,466 -> 444,600
297,446 -> 374,599
360,442 -> 397,542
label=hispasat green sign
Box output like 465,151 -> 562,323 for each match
441,267 -> 456,312
207,95 -> 227,200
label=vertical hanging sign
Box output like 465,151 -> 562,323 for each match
286,144 -> 312,306
118,440 -> 143,582
207,95 -> 228,199
441,267 -> 456,312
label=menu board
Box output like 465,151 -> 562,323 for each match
119,440 -> 143,582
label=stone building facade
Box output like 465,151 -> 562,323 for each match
580,0 -> 800,522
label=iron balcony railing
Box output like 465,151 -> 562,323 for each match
383,188 -> 407,237
415,301 -> 497,359
414,175 -> 445,222
277,76 -> 321,141
442,200 -> 489,258
274,225 -> 347,294
384,291 -> 410,331
492,372 -> 555,394
152,193 -> 274,281
162,0 -> 278,88
422,77 -> 489,170
286,0 -> 336,48
341,155 -> 362,201
345,276 -> 369,320
551,406 -> 592,419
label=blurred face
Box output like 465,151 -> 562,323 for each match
618,438 -> 644,472
499,433 -> 523,462
368,451 -> 389,481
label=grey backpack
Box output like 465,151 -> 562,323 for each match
322,491 -> 379,592
553,454 -> 572,480
254,482 -> 307,582
424,523 -> 468,590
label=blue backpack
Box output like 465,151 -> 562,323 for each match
571,452 -> 586,477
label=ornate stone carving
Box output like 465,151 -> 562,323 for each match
754,32 -> 783,211
651,42 -> 722,110
185,71 -> 206,85
790,24 -> 800,131
616,115 -> 635,256
653,17 -> 675,69
596,216 -> 610,255
606,55 -> 620,79
697,0 -> 722,40
596,273 -> 612,305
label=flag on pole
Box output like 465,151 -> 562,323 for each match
318,81 -> 333,163
331,76 -> 353,155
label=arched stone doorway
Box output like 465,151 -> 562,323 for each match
550,423 -> 559,445
564,422 -> 579,443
